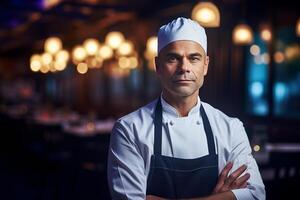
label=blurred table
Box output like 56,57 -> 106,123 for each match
63,119 -> 115,137
32,110 -> 80,126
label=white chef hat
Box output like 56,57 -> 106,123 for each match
157,17 -> 207,53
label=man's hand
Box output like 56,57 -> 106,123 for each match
212,162 -> 250,194
146,195 -> 165,200
146,163 -> 250,200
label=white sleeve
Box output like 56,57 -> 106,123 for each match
228,119 -> 266,200
107,120 -> 146,200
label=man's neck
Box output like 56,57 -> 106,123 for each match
162,92 -> 199,117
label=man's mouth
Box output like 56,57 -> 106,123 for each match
173,79 -> 194,83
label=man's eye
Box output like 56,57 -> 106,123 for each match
167,56 -> 178,62
190,57 -> 200,62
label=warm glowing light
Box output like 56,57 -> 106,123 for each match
117,41 -> 134,56
40,65 -> 50,73
30,60 -> 42,72
86,122 -> 95,131
30,54 -> 41,62
105,31 -> 125,49
260,28 -> 272,42
43,0 -> 61,9
94,56 -> 103,68
253,145 -> 261,152
83,38 -> 99,55
54,61 -> 67,71
232,24 -> 253,45
250,45 -> 260,56
55,50 -> 69,62
110,66 -> 129,78
144,51 -> 152,60
274,51 -> 285,63
191,2 -> 220,27
196,8 -> 215,23
98,45 -> 113,59
118,56 -> 138,69
261,53 -> 270,64
44,37 -> 62,54
49,65 -> 57,72
41,52 -> 53,65
129,56 -> 138,69
118,57 -> 131,69
296,18 -> 300,37
86,57 -> 101,68
72,46 -> 87,61
77,62 -> 88,74
146,36 -> 158,56
285,45 -> 300,60
146,57 -> 155,71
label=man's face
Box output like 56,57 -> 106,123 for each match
155,40 -> 209,99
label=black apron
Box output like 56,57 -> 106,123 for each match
146,99 -> 219,199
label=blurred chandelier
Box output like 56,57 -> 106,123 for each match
191,2 -> 220,28
72,31 -> 139,75
30,37 -> 69,73
296,18 -> 300,37
260,27 -> 272,42
144,36 -> 158,71
232,23 -> 254,45
29,32 -> 139,76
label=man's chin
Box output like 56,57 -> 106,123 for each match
172,89 -> 198,98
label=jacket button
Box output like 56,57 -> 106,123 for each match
196,121 -> 201,125
170,121 -> 174,126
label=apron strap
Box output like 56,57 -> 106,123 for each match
200,105 -> 216,155
154,98 -> 162,155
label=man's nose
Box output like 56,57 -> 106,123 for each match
178,57 -> 191,73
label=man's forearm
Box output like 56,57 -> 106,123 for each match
201,191 -> 236,200
147,191 -> 236,200
182,191 -> 236,200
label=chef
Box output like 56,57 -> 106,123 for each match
107,17 -> 265,200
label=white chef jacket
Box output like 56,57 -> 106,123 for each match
107,97 -> 265,200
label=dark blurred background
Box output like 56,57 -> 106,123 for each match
0,0 -> 299,199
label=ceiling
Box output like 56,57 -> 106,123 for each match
0,0 -> 298,58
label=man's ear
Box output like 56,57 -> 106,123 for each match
203,55 -> 209,76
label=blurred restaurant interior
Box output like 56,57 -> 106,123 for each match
0,0 -> 299,199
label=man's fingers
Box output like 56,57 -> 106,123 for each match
241,181 -> 248,188
146,195 -> 164,200
232,173 -> 250,189
213,163 -> 250,194
213,181 -> 225,194
213,162 -> 233,194
224,164 -> 247,186
219,162 -> 233,182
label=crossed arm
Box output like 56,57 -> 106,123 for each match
146,162 -> 250,200
108,120 -> 265,200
